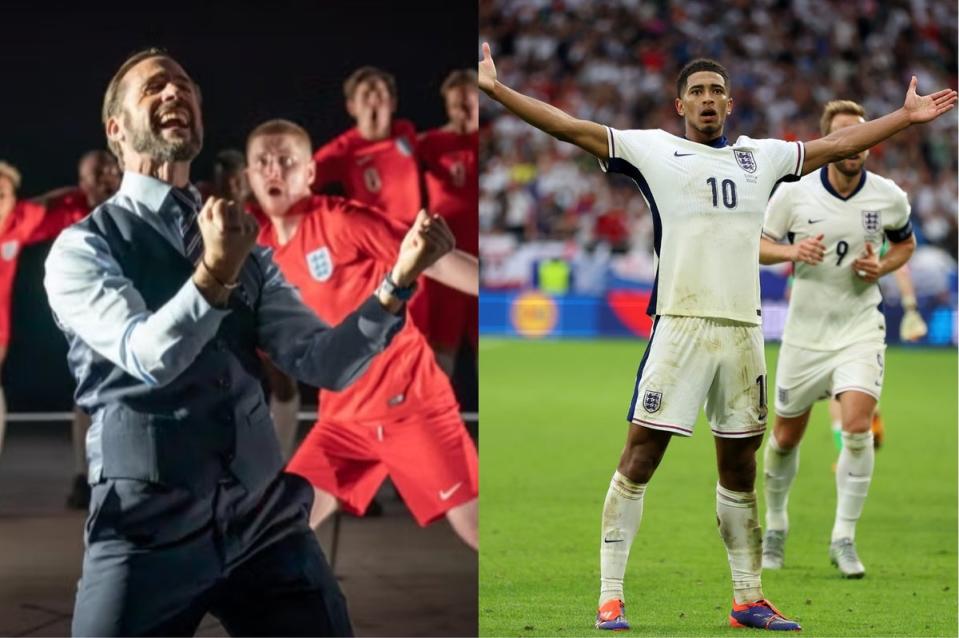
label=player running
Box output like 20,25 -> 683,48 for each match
418,69 -> 479,375
247,119 -> 479,549
479,41 -> 955,631
760,100 -> 919,578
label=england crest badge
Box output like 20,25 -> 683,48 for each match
642,390 -> 662,413
861,210 -> 881,233
734,150 -> 757,174
0,240 -> 19,262
306,247 -> 334,282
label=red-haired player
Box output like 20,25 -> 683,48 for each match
249,119 -> 478,549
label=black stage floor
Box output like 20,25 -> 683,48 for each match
0,421 -> 477,637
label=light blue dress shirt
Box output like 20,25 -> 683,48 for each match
45,171 -> 397,393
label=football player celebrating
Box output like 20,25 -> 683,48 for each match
760,100 -> 920,578
0,156 -> 116,466
418,70 -> 480,376
313,67 -> 433,338
248,119 -> 478,549
480,39 -> 955,630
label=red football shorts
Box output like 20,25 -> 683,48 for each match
286,405 -> 478,526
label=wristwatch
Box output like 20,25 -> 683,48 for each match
376,272 -> 417,301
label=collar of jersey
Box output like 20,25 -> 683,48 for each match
682,134 -> 728,148
820,166 -> 867,201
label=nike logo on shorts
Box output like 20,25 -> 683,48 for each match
439,482 -> 463,501
808,218 -> 825,224
673,151 -> 695,157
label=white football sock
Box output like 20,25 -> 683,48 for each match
717,483 -> 763,605
599,471 -> 646,607
763,435 -> 799,532
832,431 -> 874,541
271,393 -> 301,459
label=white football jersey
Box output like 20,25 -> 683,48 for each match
602,128 -> 804,325
763,168 -> 912,350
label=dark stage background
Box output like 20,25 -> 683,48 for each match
0,0 -> 478,411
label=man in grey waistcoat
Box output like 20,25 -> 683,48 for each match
43,48 -> 456,637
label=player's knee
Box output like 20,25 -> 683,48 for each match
842,414 -> 871,434
618,448 -> 659,483
772,426 -> 801,450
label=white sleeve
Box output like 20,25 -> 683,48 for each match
756,138 -> 805,182
598,128 -> 664,176
763,182 -> 796,241
884,183 -> 913,243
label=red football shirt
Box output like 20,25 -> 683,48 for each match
0,195 -> 86,346
258,195 -> 458,422
313,119 -> 422,225
418,128 -> 478,255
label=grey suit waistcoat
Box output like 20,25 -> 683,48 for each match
68,203 -> 281,497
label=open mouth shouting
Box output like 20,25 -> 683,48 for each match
155,104 -> 193,133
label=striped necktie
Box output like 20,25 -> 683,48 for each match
170,187 -> 203,265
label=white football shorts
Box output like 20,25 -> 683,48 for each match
626,315 -> 768,438
774,340 -> 885,417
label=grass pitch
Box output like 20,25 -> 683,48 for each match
479,338 -> 957,637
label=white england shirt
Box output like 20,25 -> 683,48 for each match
763,168 -> 912,350
602,128 -> 804,325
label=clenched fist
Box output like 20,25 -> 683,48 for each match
793,233 -> 825,265
390,210 -> 455,287
197,197 -> 259,284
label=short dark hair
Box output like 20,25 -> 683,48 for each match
343,66 -> 397,100
441,69 -> 477,96
676,58 -> 730,97
101,48 -> 201,161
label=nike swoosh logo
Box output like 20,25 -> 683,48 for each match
673,151 -> 695,157
439,483 -> 463,501
603,538 -> 624,543
808,219 -> 825,224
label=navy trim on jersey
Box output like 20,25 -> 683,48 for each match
683,134 -> 728,148
885,220 -> 914,243
605,157 -> 662,315
820,166 -> 867,201
626,316 -> 660,422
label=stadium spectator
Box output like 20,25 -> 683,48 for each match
480,0 -> 958,287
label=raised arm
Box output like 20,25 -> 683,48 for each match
802,77 -> 957,175
479,42 -> 608,159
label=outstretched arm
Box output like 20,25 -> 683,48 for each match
802,77 -> 957,175
479,42 -> 608,159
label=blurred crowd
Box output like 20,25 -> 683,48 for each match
478,0 -> 958,291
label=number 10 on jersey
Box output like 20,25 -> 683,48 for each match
707,177 -> 737,209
